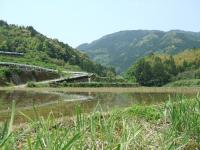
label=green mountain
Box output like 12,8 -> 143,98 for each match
0,20 -> 114,76
77,30 -> 200,73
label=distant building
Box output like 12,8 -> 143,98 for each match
0,51 -> 24,56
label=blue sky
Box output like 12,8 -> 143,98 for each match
0,0 -> 200,47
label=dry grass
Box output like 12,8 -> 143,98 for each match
12,87 -> 200,94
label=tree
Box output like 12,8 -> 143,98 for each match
26,26 -> 37,36
134,57 -> 171,86
0,20 -> 8,27
123,65 -> 136,82
134,59 -> 153,86
0,41 -> 9,50
152,57 -> 170,86
163,56 -> 178,76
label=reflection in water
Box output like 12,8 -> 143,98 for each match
0,90 -> 195,123
0,90 -> 62,110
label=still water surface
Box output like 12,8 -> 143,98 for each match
0,89 -> 196,123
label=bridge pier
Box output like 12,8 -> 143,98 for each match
88,77 -> 91,83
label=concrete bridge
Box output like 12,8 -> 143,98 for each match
0,61 -> 93,85
51,73 -> 94,84
38,73 -> 94,85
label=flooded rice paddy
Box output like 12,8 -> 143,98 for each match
0,88 -> 198,123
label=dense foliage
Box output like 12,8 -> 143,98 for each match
125,48 -> 200,86
133,56 -> 177,86
0,20 -> 115,76
77,30 -> 200,73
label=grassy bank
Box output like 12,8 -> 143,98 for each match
49,82 -> 139,88
11,87 -> 200,94
25,81 -> 139,88
0,95 -> 200,149
165,79 -> 200,87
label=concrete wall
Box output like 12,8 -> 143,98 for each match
0,70 -> 59,86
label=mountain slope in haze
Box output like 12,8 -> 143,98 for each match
77,30 -> 200,73
0,20 -> 115,76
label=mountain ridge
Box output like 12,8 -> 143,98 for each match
77,30 -> 200,73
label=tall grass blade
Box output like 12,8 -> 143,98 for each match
8,100 -> 15,135
0,100 -> 15,148
61,132 -> 81,150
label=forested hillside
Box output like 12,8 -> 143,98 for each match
0,20 -> 115,76
77,30 -> 200,73
125,48 -> 200,86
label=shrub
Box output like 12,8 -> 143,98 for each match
27,81 -> 36,87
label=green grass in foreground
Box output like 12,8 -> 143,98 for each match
0,95 -> 200,149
